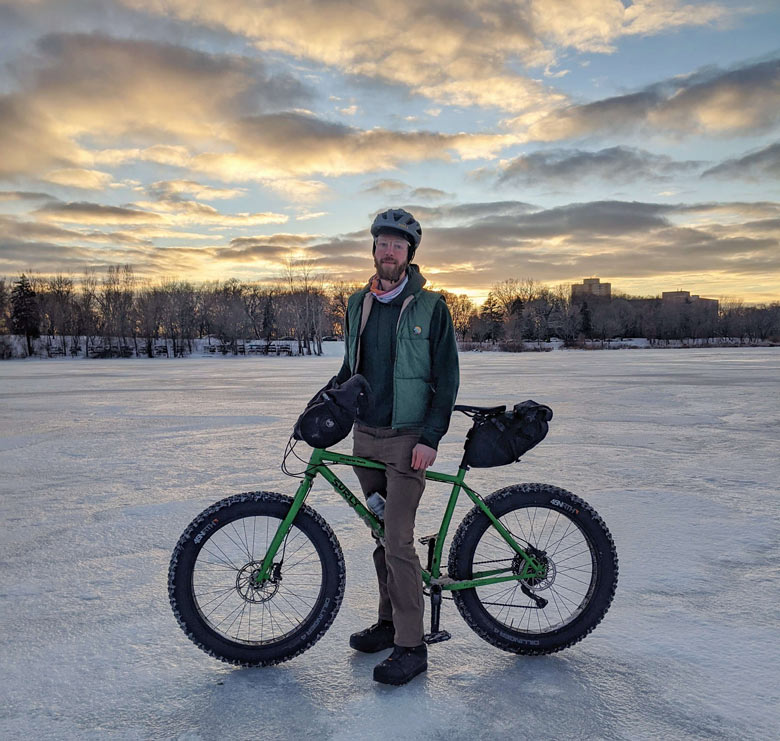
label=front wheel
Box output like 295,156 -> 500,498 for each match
448,483 -> 618,654
168,491 -> 345,666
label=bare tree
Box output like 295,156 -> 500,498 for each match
284,260 -> 326,355
46,274 -> 76,354
136,282 -> 165,357
328,281 -> 363,337
440,290 -> 477,341
77,269 -> 99,357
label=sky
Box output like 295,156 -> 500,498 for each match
0,0 -> 778,304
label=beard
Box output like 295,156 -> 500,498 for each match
374,253 -> 408,285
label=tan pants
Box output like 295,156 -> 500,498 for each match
352,425 -> 426,648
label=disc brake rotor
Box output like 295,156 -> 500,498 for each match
236,561 -> 279,603
514,552 -> 557,591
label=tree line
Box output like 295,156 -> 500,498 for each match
0,265 -> 362,359
1,270 -> 778,359
471,278 -> 779,347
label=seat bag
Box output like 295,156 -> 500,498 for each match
462,400 -> 552,468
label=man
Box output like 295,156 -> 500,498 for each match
333,208 -> 459,685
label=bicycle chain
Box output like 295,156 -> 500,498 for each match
430,557 -> 545,610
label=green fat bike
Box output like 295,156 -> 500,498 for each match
168,404 -> 618,666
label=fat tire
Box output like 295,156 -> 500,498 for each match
448,483 -> 617,655
169,491 -> 345,666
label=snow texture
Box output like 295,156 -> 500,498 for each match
1,347 -> 778,740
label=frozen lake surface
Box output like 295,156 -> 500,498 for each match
1,349 -> 779,740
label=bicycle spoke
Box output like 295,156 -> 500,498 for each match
190,512 -> 324,646
466,503 -> 596,633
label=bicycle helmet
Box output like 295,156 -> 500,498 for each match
371,208 -> 422,260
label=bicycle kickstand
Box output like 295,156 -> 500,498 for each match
420,534 -> 451,645
424,584 -> 451,645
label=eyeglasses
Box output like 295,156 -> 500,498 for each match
375,237 -> 408,251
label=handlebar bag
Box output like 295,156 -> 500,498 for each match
293,374 -> 371,449
462,399 -> 552,468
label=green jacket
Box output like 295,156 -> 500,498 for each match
336,264 -> 459,449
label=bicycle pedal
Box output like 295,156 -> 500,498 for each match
423,630 -> 451,645
418,534 -> 437,545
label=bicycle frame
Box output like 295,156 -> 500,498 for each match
254,448 -> 547,590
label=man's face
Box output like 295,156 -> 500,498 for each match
374,233 -> 409,283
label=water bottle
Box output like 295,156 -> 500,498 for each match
366,492 -> 385,520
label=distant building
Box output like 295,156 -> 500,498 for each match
662,290 -> 718,314
572,278 -> 611,301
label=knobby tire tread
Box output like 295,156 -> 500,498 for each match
168,491 -> 345,667
448,483 -> 618,655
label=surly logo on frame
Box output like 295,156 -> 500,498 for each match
550,499 -> 579,515
331,477 -> 361,509
194,517 -> 220,543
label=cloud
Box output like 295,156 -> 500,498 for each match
295,211 -> 327,221
0,235 -> 218,277
214,233 -> 315,262
702,141 -> 780,180
297,198 -> 774,293
362,179 -> 409,196
190,112 -> 517,180
86,114 -> 516,186
43,168 -> 114,189
2,30 -> 522,191
516,58 -> 780,140
26,32 -> 309,139
0,190 -> 53,202
675,201 -> 780,219
533,0 -> 730,52
34,201 -> 163,224
360,181 -> 452,202
147,180 -> 245,201
4,196 -> 778,300
497,146 -> 702,185
118,0 -> 732,112
409,187 -> 452,202
0,32 -> 311,181
31,197 -> 287,228
0,94 -> 90,178
409,200 -> 539,226
414,199 -> 780,289
261,178 -> 331,203
92,145 -> 193,168
131,198 -> 288,226
0,214 -> 101,244
0,237 -> 100,272
228,234 -> 313,249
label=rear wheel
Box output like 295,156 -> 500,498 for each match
169,491 -> 345,666
448,483 -> 617,654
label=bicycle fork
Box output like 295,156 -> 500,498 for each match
252,458 -> 385,587
251,474 -> 314,586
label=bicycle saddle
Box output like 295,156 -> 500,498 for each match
454,404 -> 506,416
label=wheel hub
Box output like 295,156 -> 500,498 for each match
514,552 -> 557,591
236,561 -> 279,603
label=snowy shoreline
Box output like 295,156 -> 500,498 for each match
1,334 -> 779,361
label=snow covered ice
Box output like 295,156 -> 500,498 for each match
1,348 -> 778,740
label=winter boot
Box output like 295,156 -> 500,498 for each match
372,643 -> 428,685
349,620 -> 395,653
